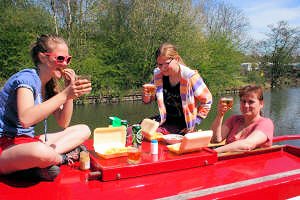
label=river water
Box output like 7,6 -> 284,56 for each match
36,87 -> 300,146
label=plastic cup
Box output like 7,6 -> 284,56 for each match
76,75 -> 91,82
127,146 -> 141,164
143,84 -> 156,96
142,83 -> 156,103
220,96 -> 234,109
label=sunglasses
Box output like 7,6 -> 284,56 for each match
44,52 -> 72,65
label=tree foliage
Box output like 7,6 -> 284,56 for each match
257,21 -> 300,87
0,0 -> 54,81
1,0 -> 253,95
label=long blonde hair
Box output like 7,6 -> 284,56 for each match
155,43 -> 185,65
30,34 -> 68,99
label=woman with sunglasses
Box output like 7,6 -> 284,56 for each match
211,85 -> 274,153
143,43 -> 212,135
0,34 -> 92,181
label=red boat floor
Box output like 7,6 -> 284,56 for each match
1,142 -> 300,200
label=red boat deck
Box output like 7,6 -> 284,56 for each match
1,141 -> 300,200
90,141 -> 217,181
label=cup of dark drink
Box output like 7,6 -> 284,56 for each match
220,96 -> 234,109
127,146 -> 142,164
143,83 -> 156,96
142,83 -> 156,103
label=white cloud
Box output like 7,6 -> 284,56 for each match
249,8 -> 300,28
228,0 -> 300,40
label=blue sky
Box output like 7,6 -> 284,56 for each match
227,0 -> 300,40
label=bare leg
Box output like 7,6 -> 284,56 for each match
0,142 -> 61,174
0,124 -> 90,174
39,124 -> 91,154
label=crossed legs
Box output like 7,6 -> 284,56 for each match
0,124 -> 90,175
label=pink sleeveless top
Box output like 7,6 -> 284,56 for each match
225,115 -> 274,147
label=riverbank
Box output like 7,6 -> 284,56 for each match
74,83 -> 279,104
75,80 -> 300,104
75,93 -> 143,104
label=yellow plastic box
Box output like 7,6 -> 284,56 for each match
93,126 -> 128,159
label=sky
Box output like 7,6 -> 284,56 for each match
227,0 -> 300,40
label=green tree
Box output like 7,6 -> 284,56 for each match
258,21 -> 300,87
0,0 -> 54,80
1,0 -> 251,96
195,0 -> 249,92
92,0 -> 207,93
199,35 -> 244,93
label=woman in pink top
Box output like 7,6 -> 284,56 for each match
211,85 -> 274,153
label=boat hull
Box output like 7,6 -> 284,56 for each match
1,141 -> 300,200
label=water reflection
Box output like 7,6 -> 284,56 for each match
36,102 -> 158,133
36,87 -> 300,146
267,87 -> 300,146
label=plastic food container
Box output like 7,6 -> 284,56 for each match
163,134 -> 184,144
93,126 -> 128,159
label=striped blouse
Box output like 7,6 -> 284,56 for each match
153,64 -> 212,131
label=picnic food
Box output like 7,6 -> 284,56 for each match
104,147 -> 128,154
141,118 -> 162,141
167,143 -> 181,152
163,134 -> 183,144
167,130 -> 213,154
143,131 -> 164,141
58,68 -> 71,80
93,127 -> 128,159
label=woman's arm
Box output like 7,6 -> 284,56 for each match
51,69 -> 75,128
214,130 -> 268,153
17,87 -> 70,128
52,99 -> 73,128
211,114 -> 230,143
52,72 -> 92,128
190,73 -> 212,119
17,73 -> 91,129
210,99 -> 231,143
52,80 -> 92,128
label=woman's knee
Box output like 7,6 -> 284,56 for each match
80,124 -> 91,138
0,143 -> 61,173
30,143 -> 60,166
69,124 -> 91,140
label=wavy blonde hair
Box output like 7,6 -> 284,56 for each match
155,43 -> 185,65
